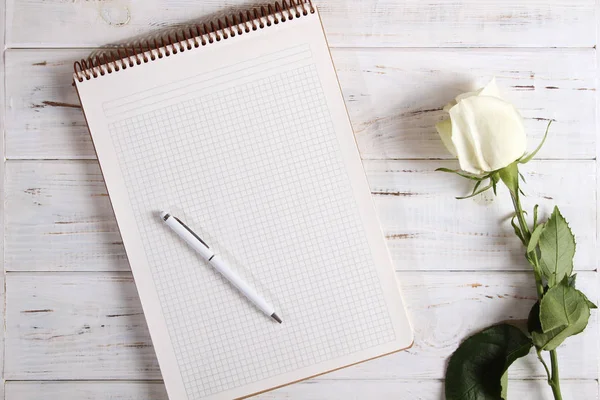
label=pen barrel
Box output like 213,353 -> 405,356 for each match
209,255 -> 275,316
164,216 -> 214,260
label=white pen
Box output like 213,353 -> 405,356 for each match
160,211 -> 282,323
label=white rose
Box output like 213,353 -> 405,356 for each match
435,78 -> 526,175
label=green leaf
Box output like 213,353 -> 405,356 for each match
533,204 -> 539,228
527,223 -> 544,254
436,168 -> 485,181
584,294 -> 598,309
456,181 -> 494,200
491,173 -> 500,196
519,121 -> 552,164
568,274 -> 599,309
539,278 -> 583,332
527,301 -> 541,334
538,207 -> 575,287
445,324 -> 532,400
498,162 -> 520,195
472,180 -> 483,196
531,278 -> 593,351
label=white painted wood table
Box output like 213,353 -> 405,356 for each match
1,1 -> 599,399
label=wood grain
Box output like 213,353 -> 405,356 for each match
5,50 -> 92,160
4,48 -> 596,160
5,271 -> 598,381
5,273 -> 158,380
5,379 -> 598,400
5,160 -> 595,272
5,0 -> 596,48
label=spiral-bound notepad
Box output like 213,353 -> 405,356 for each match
73,2 -> 412,399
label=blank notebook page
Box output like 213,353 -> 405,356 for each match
75,5 -> 412,400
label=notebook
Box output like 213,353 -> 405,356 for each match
73,1 -> 412,399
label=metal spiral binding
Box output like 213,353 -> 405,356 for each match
73,0 -> 314,82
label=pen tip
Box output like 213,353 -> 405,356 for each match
271,313 -> 282,324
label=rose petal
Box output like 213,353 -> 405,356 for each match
443,100 -> 457,113
454,77 -> 503,103
478,77 -> 503,99
448,96 -> 526,173
454,88 -> 482,103
435,118 -> 457,156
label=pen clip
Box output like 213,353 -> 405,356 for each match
174,217 -> 210,249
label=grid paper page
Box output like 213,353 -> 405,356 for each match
108,63 -> 395,398
75,9 -> 412,400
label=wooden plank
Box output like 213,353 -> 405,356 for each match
5,160 -> 595,272
5,272 -> 158,380
5,161 -> 128,272
4,48 -> 597,160
342,48 -> 597,160
4,50 -> 93,160
5,271 -> 598,380
1,0 -> 7,396
4,0 -> 596,48
367,159 -> 596,272
6,381 -> 168,400
5,379 -> 598,400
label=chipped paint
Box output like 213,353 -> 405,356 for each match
99,2 -> 131,27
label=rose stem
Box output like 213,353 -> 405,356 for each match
509,181 -> 563,400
